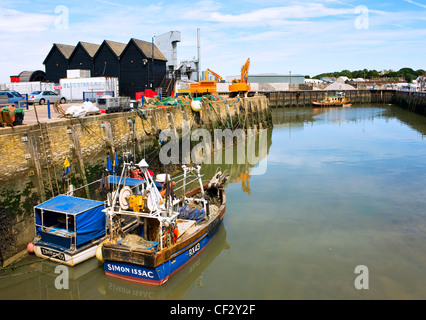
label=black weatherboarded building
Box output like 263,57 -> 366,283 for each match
93,40 -> 126,78
43,43 -> 75,83
119,38 -> 167,98
68,42 -> 100,76
43,38 -> 168,99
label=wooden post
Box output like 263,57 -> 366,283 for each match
69,125 -> 90,198
27,135 -> 46,203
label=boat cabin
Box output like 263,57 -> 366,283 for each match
34,195 -> 106,252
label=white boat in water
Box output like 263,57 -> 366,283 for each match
32,177 -> 141,266
33,195 -> 108,266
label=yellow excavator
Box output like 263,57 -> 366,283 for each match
190,69 -> 223,95
229,58 -> 253,98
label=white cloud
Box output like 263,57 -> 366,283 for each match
208,3 -> 355,25
0,8 -> 55,32
403,0 -> 426,9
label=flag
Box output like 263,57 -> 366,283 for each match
62,158 -> 70,185
64,158 -> 70,175
113,153 -> 119,174
114,153 -> 119,167
107,155 -> 113,172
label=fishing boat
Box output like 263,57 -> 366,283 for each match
97,159 -> 228,286
33,195 -> 108,266
32,175 -> 142,266
313,93 -> 351,107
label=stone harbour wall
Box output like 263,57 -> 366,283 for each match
0,95 -> 271,266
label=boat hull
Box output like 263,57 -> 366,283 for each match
313,98 -> 351,107
104,217 -> 223,285
34,243 -> 99,267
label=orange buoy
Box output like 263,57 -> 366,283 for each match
27,242 -> 34,254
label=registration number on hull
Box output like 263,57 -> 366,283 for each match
188,242 -> 201,257
41,247 -> 66,261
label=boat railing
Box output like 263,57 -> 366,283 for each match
173,165 -> 204,195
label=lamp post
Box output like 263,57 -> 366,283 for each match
143,59 -> 149,90
152,34 -> 155,88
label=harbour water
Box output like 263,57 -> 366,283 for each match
1,104 -> 425,300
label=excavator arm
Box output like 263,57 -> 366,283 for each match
190,68 -> 222,95
229,58 -> 252,96
205,69 -> 223,82
240,58 -> 250,84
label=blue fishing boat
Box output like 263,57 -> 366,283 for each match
33,195 -> 107,266
32,176 -> 144,266
97,160 -> 228,286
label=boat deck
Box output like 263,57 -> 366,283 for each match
102,199 -> 226,269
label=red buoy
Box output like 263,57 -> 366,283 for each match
27,242 -> 34,254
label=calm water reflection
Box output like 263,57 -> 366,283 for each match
1,105 -> 425,300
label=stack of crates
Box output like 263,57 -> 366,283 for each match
96,97 -> 130,113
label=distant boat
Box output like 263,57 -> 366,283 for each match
97,160 -> 229,286
313,92 -> 351,107
313,96 -> 351,107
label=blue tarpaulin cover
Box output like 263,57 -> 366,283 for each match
178,205 -> 206,223
108,176 -> 146,187
35,195 -> 105,247
108,176 -> 162,190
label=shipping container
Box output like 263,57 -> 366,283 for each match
59,77 -> 119,101
67,69 -> 91,78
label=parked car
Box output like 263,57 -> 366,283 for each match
0,90 -> 24,106
29,91 -> 66,105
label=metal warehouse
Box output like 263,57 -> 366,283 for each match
247,74 -> 305,85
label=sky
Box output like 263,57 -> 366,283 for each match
0,0 -> 425,83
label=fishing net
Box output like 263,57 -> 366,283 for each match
119,234 -> 154,250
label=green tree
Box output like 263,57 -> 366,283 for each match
366,70 -> 379,79
415,69 -> 426,77
313,67 -> 422,82
340,70 -> 353,78
398,68 -> 416,83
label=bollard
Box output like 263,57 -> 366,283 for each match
47,100 -> 51,119
25,94 -> 29,110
